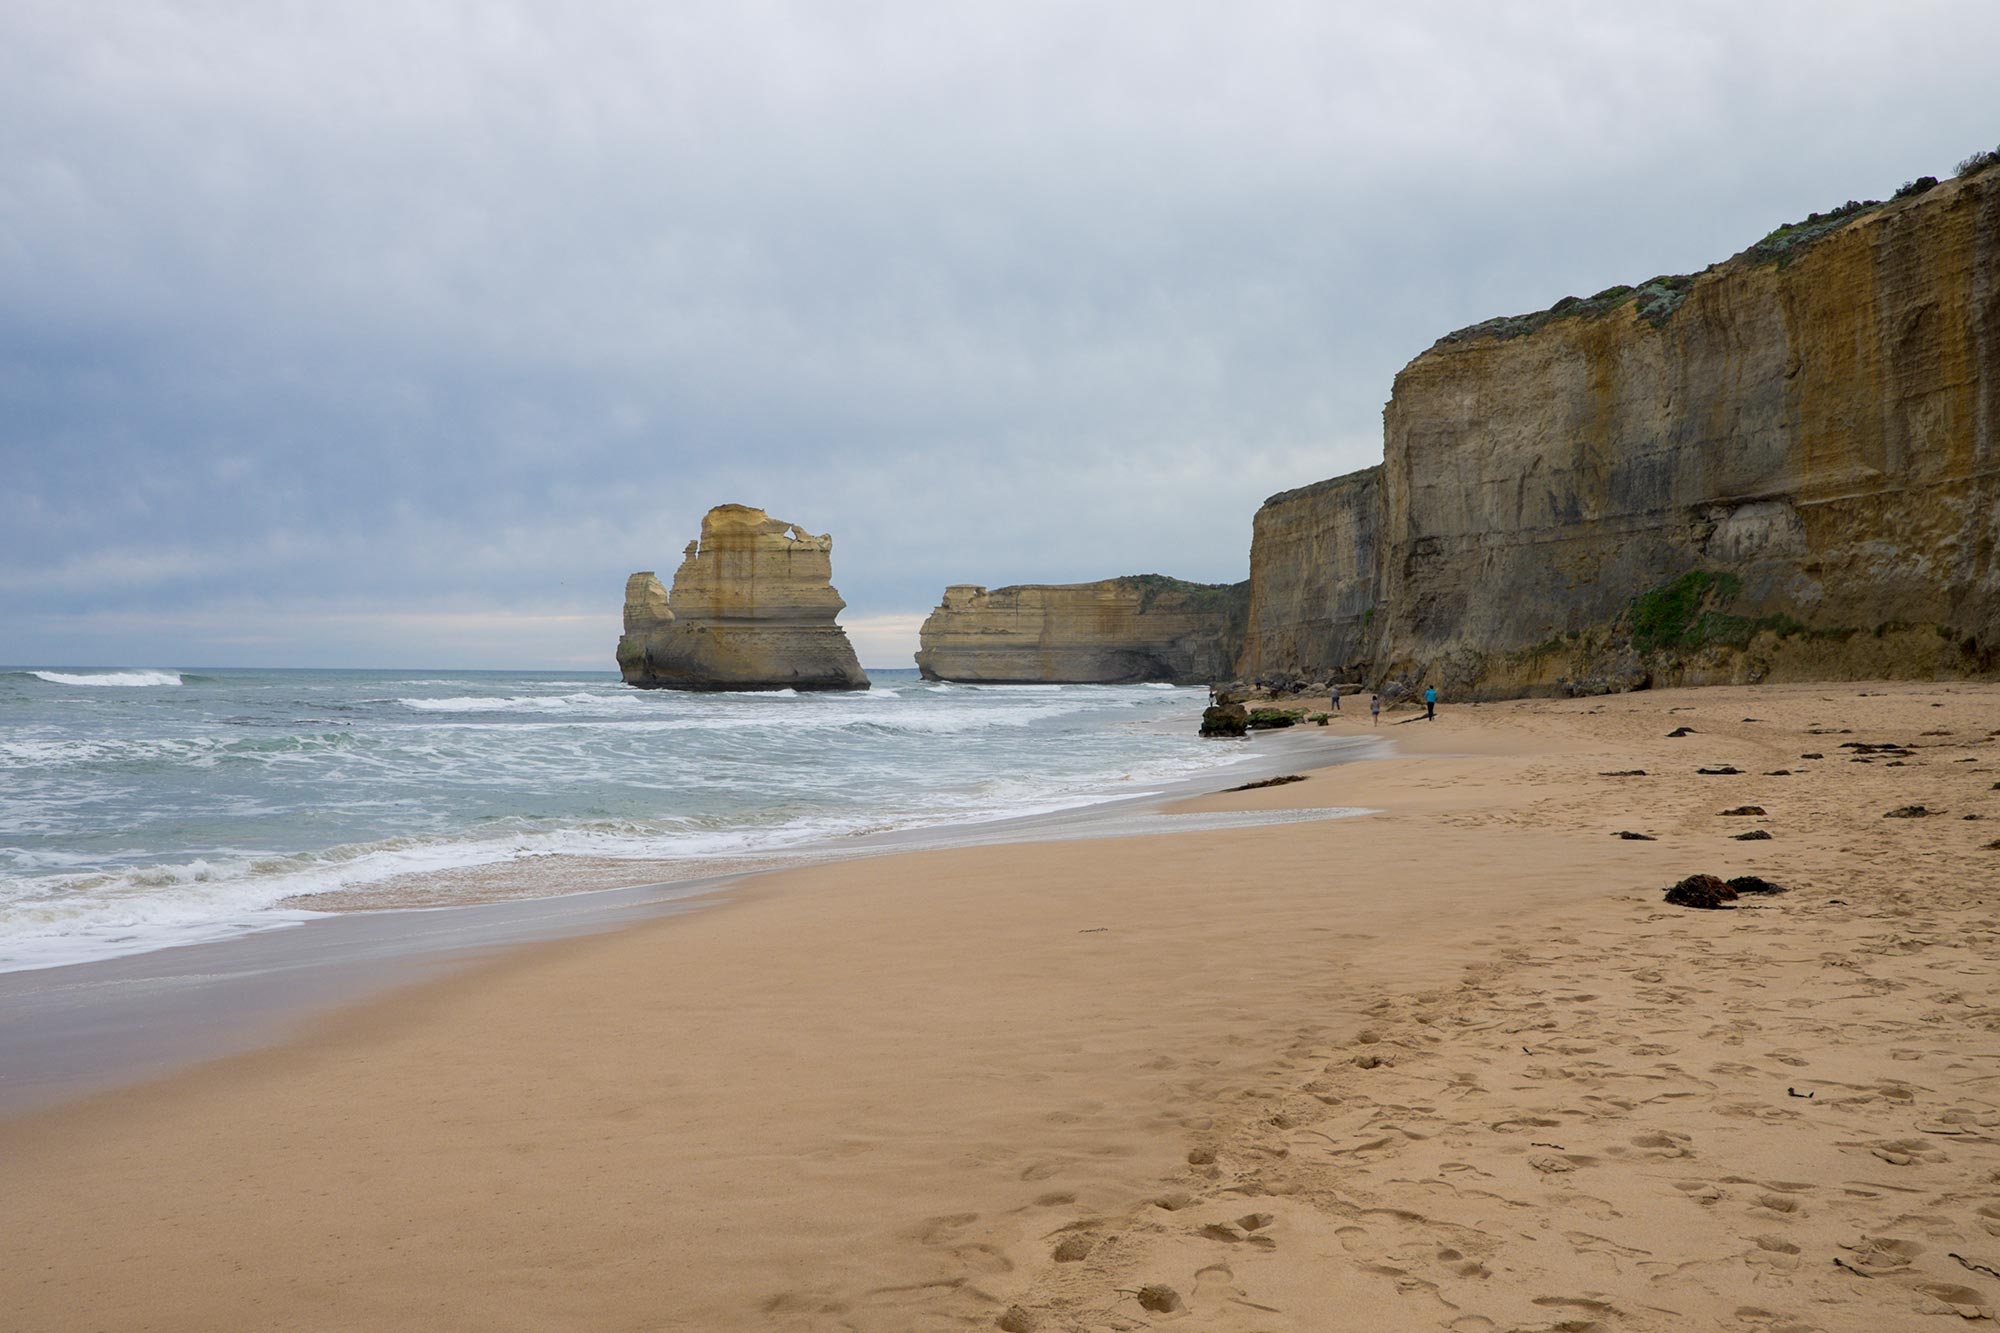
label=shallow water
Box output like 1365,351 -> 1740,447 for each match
0,666 -> 1258,971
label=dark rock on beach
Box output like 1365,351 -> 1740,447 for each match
1200,703 -> 1249,737
1665,874 -> 1737,909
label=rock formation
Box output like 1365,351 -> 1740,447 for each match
1237,158 -> 2000,696
1235,468 -> 1378,684
915,576 -> 1247,684
617,505 -> 869,691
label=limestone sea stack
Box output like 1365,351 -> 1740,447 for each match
915,576 -> 1247,684
617,505 -> 869,691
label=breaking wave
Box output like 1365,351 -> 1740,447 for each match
27,669 -> 184,688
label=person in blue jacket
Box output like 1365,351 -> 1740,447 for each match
1423,684 -> 1437,720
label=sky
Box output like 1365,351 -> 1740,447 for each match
4,2 -> 1997,670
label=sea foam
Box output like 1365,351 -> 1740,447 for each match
29,669 -> 184,688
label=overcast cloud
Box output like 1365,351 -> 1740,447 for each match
4,1 -> 1997,668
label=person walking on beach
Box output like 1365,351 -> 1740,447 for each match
1423,685 -> 1437,721
1330,683 -> 1341,714
1369,693 -> 1381,726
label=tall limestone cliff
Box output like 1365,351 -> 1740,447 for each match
1239,158 -> 2000,696
916,576 -> 1248,684
1235,468 -> 1378,683
618,505 -> 870,691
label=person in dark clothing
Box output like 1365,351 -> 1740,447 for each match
1330,683 -> 1341,714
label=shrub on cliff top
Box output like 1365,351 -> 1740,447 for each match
1956,146 -> 2000,177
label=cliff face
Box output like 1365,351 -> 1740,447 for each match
617,505 -> 870,691
1236,468 -> 1378,683
915,576 -> 1247,684
1239,163 -> 2000,696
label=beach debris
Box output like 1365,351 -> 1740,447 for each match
1719,805 -> 1767,816
1696,765 -> 1743,775
1667,726 -> 1697,737
1883,805 -> 1934,818
1788,1088 -> 1815,1098
1665,874 -> 1737,909
1732,829 -> 1774,841
1200,703 -> 1249,737
1225,773 -> 1307,792
1841,741 -> 1913,754
1726,875 -> 1787,895
1986,840 -> 2000,851
1599,769 -> 1648,776
1135,1284 -> 1183,1313
1764,769 -> 1793,776
1051,1235 -> 1094,1263
1613,830 -> 1657,840
1801,752 -> 1824,759
997,1305 -> 1039,1332
1954,1254 -> 2000,1281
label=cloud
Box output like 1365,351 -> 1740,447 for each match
4,1 -> 1998,667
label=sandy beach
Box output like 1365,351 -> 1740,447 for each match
5,681 -> 1999,1331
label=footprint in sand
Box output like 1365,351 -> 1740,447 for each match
1050,1234 -> 1094,1262
1746,1236 -> 1801,1271
1913,1282 -> 1994,1320
1628,1130 -> 1694,1159
1434,1245 -> 1490,1279
911,1212 -> 980,1244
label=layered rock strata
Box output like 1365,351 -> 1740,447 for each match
1239,161 -> 2000,696
915,576 -> 1247,684
1235,468 -> 1378,684
618,505 -> 869,691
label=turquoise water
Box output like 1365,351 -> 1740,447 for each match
0,666 -> 1248,971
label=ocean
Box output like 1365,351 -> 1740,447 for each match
0,666 -> 1265,973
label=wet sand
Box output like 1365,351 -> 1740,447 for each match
4,682 -> 1998,1330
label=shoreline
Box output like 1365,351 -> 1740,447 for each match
5,681 -> 1997,1329
0,724 -> 1369,1118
